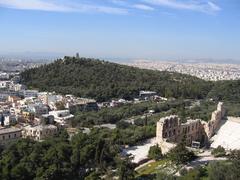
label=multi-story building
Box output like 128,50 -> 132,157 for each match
0,127 -> 22,145
139,90 -> 157,100
19,90 -> 38,98
4,115 -> 17,126
0,91 -> 19,101
9,84 -> 26,91
22,124 -> 58,141
8,96 -> 22,103
0,81 -> 11,89
49,110 -> 74,125
28,104 -> 49,117
38,92 -> 63,106
0,72 -> 10,80
67,101 -> 99,113
40,114 -> 55,125
21,111 -> 35,122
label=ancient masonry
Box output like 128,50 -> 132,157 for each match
204,102 -> 225,138
156,102 -> 225,147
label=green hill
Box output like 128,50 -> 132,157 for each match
207,80 -> 240,102
20,56 -> 212,101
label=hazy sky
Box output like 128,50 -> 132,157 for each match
0,0 -> 240,61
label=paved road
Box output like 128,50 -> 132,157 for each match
185,150 -> 226,169
176,150 -> 227,176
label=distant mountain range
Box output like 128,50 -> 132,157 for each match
128,58 -> 240,65
0,52 -> 64,61
1,51 -> 239,64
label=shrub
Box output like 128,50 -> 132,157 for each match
168,140 -> 196,165
148,145 -> 163,160
211,146 -> 226,157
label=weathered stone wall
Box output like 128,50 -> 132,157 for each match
156,116 -> 204,146
156,102 -> 225,148
204,102 -> 225,138
156,115 -> 180,143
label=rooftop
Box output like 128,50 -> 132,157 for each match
140,90 -> 157,94
24,125 -> 57,131
0,127 -> 22,135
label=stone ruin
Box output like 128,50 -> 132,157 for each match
156,102 -> 225,148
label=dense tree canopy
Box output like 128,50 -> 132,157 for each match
207,80 -> 240,102
21,57 -> 212,102
167,138 -> 196,165
148,144 -> 162,160
17,56 -> 240,179
21,57 -> 240,103
0,129 -> 132,180
72,100 -> 189,127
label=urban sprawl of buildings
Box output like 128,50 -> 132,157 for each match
0,70 -> 167,145
1,66 -> 239,167
0,71 -> 102,144
0,58 -> 44,72
129,60 -> 240,81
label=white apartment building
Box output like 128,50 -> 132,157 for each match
49,110 -> 74,125
38,92 -> 63,106
0,72 -> 10,80
9,84 -> 26,91
0,81 -> 11,89
4,115 -> 17,126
